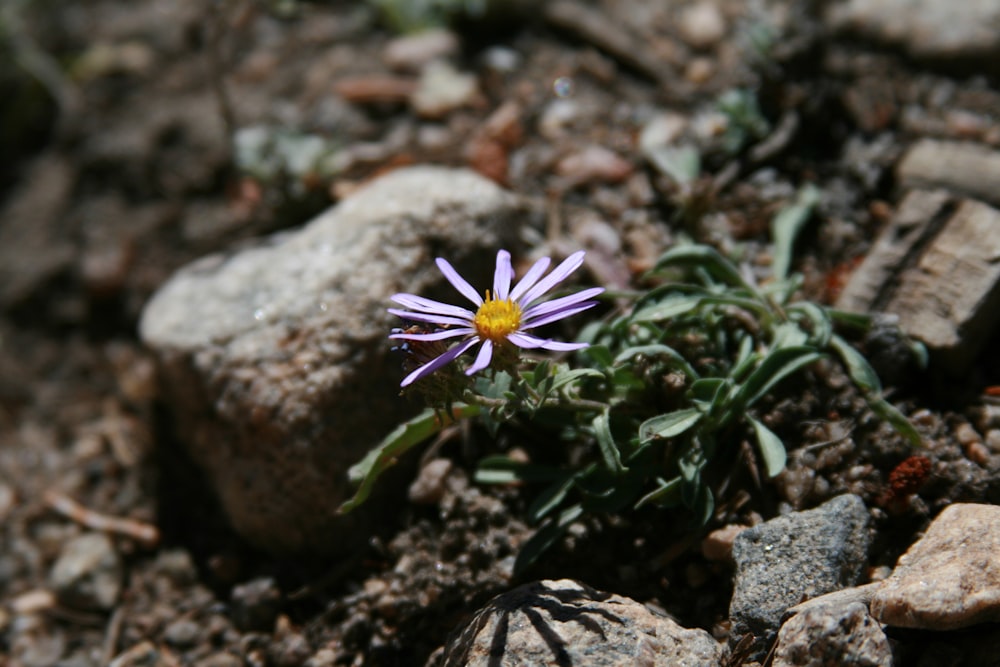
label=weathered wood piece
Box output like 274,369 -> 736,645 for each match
837,190 -> 1000,371
897,139 -> 1000,208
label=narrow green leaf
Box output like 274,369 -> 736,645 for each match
614,343 -> 700,380
829,334 -> 881,394
593,409 -> 626,475
652,244 -> 754,291
631,297 -> 702,323
638,408 -> 703,443
748,415 -> 787,477
635,476 -> 682,509
341,404 -> 481,512
869,397 -> 923,448
474,456 -> 566,484
771,184 -> 821,281
646,144 -> 701,185
528,475 -> 577,522
549,368 -> 605,394
788,302 -> 832,348
732,346 -> 823,413
581,344 -> 614,369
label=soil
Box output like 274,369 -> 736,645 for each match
2,1 -> 999,666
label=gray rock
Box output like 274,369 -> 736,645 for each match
140,166 -> 523,554
870,503 -> 1000,630
729,495 -> 871,655
774,600 -> 891,667
163,619 -> 202,648
440,579 -> 722,667
827,0 -> 1000,61
49,533 -> 122,611
230,577 -> 282,634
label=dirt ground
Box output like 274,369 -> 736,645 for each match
2,1 -> 999,665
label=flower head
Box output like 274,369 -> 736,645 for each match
389,250 -> 603,387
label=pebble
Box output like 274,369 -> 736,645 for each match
729,495 -> 871,658
827,0 -> 1000,61
677,2 -> 727,49
555,145 -> 633,187
49,532 -> 122,611
440,579 -> 722,665
164,619 -> 202,647
231,577 -> 282,633
383,29 -> 459,72
407,458 -> 453,505
870,503 -> 1000,630
410,60 -> 480,119
701,524 -> 748,562
774,600 -> 891,667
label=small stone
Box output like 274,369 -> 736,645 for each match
109,642 -> 169,667
870,503 -> 1000,630
383,29 -> 459,72
774,601 -> 891,667
49,533 -> 122,611
194,654 -> 243,667
827,0 -> 1000,61
410,61 -> 480,119
897,139 -> 1000,208
729,495 -> 872,658
164,619 -> 201,648
701,524 -> 748,562
954,422 -> 981,447
408,458 -> 453,505
678,2 -> 727,49
441,579 -> 723,666
0,482 -> 15,522
231,577 -> 282,633
154,549 -> 198,587
555,146 -> 633,187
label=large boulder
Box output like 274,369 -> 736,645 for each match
140,166 -> 524,553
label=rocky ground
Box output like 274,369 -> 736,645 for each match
2,1 -> 1000,665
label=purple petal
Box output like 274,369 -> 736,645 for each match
518,250 -> 587,307
509,332 -> 589,351
436,258 -> 483,307
388,309 -> 474,328
390,328 -> 474,341
400,337 -> 479,387
522,287 -> 604,321
493,250 -> 513,301
390,294 -> 474,319
465,340 -> 494,375
522,302 -> 598,329
509,256 -> 552,302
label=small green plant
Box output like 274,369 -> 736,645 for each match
344,243 -> 922,572
368,0 -> 489,33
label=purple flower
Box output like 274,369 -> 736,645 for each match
389,250 -> 604,387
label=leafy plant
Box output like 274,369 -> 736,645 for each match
344,243 -> 923,573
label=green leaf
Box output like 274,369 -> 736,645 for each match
748,415 -> 787,477
549,368 -> 605,395
829,334 -> 881,394
474,456 -> 566,484
869,397 -> 923,448
771,184 -> 821,281
514,504 -> 583,575
340,404 -> 481,512
788,301 -> 832,348
634,476 -> 682,509
646,144 -> 701,186
651,244 -> 754,291
614,344 -> 700,380
638,408 -> 703,443
593,409 -> 626,474
528,474 -> 577,522
581,343 -> 614,369
631,296 -> 703,323
731,346 -> 823,414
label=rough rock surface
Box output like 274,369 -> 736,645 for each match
140,166 -> 524,554
729,494 -> 871,654
439,579 -> 722,667
827,0 -> 1000,61
870,503 -> 1000,630
774,599 -> 891,667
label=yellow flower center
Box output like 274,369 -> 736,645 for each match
473,291 -> 522,343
